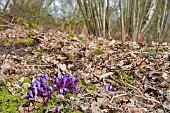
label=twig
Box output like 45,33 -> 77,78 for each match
132,94 -> 170,111
111,76 -> 143,95
110,93 -> 130,103
25,64 -> 51,67
0,51 -> 10,66
0,24 -> 15,29
110,93 -> 170,111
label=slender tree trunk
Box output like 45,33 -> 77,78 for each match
120,0 -> 125,42
3,0 -> 10,12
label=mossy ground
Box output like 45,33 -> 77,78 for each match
1,37 -> 34,47
0,86 -> 21,113
0,76 -> 32,113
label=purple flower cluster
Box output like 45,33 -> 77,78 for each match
26,74 -> 81,106
106,83 -> 115,91
55,74 -> 80,94
27,74 -> 52,105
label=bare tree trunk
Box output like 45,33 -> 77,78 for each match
77,0 -> 112,39
103,0 -> 106,38
3,0 -> 10,12
120,0 -> 125,42
142,0 -> 157,34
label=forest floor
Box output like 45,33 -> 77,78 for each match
0,16 -> 170,113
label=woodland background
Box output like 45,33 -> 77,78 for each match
0,0 -> 170,43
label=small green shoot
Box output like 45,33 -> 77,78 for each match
94,48 -> 104,55
148,49 -> 157,58
48,93 -> 58,107
33,47 -> 45,53
78,80 -> 97,92
69,55 -> 75,60
121,70 -> 133,84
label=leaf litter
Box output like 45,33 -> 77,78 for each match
0,22 -> 170,113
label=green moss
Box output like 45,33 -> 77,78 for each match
8,76 -> 31,95
2,38 -> 34,46
87,85 -> 97,91
72,111 -> 83,113
113,74 -> 120,80
15,88 -> 22,93
94,48 -> 104,55
17,17 -> 42,29
14,38 -> 34,46
69,55 -> 75,60
33,47 -> 45,53
30,23 -> 43,30
17,17 -> 29,28
1,41 -> 11,46
18,77 -> 31,86
22,98 -> 29,104
0,86 -> 21,113
17,17 -> 24,25
48,93 -> 58,107
33,104 -> 48,113
78,80 -> 87,93
78,80 -> 96,92
78,35 -> 85,40
0,26 -> 4,31
23,23 -> 30,28
34,94 -> 58,113
157,46 -> 164,52
61,106 -> 72,113
9,76 -> 31,86
28,31 -> 36,36
68,34 -> 75,40
61,106 -> 82,113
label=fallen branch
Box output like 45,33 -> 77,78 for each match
110,92 -> 170,111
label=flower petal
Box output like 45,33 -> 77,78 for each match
106,83 -> 110,91
44,74 -> 48,80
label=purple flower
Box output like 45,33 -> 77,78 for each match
41,77 -> 47,87
80,87 -> 85,94
51,77 -> 55,86
44,74 -> 48,80
37,76 -> 41,81
47,86 -> 52,92
56,107 -> 58,113
39,87 -> 44,94
32,86 -> 38,96
27,91 -> 34,100
56,77 -> 59,84
106,83 -> 115,91
26,73 -> 83,106
43,99 -> 48,106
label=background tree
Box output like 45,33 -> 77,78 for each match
77,0 -> 115,39
0,0 -> 169,43
119,0 -> 170,43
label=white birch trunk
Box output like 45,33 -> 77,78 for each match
120,0 -> 125,42
103,0 -> 107,38
142,0 -> 157,34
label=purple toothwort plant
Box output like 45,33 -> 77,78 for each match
55,74 -> 80,94
26,73 -> 82,106
106,83 -> 115,91
26,74 -> 52,105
